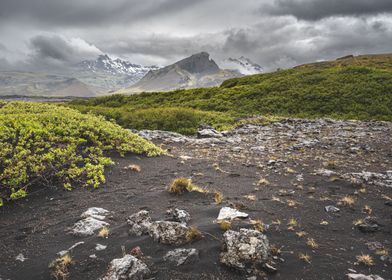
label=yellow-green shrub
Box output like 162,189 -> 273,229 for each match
0,102 -> 163,204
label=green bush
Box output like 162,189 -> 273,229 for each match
0,102 -> 163,205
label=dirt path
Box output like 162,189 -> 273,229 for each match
1,119 -> 391,280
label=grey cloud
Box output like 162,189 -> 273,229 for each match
26,34 -> 102,70
220,16 -> 392,70
0,0 -> 206,27
261,0 -> 392,20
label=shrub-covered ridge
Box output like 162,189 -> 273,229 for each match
0,102 -> 163,205
69,54 -> 392,133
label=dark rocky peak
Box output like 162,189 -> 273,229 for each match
175,52 -> 220,74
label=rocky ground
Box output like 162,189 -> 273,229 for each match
1,118 -> 392,280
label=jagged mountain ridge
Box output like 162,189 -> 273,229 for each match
76,54 -> 159,77
71,54 -> 160,93
121,52 -> 241,93
221,56 -> 263,75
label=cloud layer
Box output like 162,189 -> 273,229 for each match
0,0 -> 391,71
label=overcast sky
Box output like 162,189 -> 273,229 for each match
0,0 -> 392,71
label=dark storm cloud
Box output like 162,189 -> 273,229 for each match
261,0 -> 392,20
0,0 -> 392,71
0,0 -> 205,27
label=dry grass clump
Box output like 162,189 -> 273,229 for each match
306,238 -> 319,249
214,192 -> 223,204
124,164 -> 141,172
356,254 -> 375,266
299,253 -> 312,264
186,226 -> 202,242
362,205 -> 372,215
49,254 -> 73,280
251,219 -> 265,233
257,178 -> 270,186
375,249 -> 389,256
168,177 -> 206,194
339,196 -> 355,207
98,226 -> 109,238
353,219 -> 364,226
218,220 -> 232,231
295,231 -> 307,238
287,218 -> 298,227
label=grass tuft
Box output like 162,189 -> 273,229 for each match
356,254 -> 375,266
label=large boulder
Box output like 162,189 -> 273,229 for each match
127,210 -> 195,245
220,228 -> 269,269
101,254 -> 150,280
127,210 -> 153,236
148,221 -> 190,245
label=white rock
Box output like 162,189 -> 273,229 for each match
71,217 -> 109,236
347,273 -> 384,280
163,248 -> 199,266
81,207 -> 110,220
220,228 -> 269,269
96,244 -> 107,251
100,254 -> 150,280
57,241 -> 85,257
15,253 -> 27,262
217,207 -> 249,220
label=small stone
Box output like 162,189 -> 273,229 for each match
130,246 -> 143,258
100,254 -> 150,280
81,207 -> 110,220
197,128 -> 222,138
15,253 -> 27,262
57,241 -> 85,257
96,244 -> 107,251
90,254 -> 97,259
217,207 -> 249,220
325,205 -> 340,213
357,217 -> 380,233
163,248 -> 199,266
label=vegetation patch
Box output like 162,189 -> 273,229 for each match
0,102 -> 163,205
69,54 -> 392,135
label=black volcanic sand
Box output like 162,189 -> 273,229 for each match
1,137 -> 392,279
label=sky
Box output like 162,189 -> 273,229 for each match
0,0 -> 392,71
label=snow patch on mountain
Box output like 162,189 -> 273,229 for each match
221,56 -> 263,75
77,54 -> 159,77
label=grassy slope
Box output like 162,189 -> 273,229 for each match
68,54 -> 392,133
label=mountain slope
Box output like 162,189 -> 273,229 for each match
0,72 -> 96,97
121,52 -> 241,93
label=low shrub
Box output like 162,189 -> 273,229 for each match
0,102 -> 163,205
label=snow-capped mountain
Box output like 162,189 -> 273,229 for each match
69,54 -> 160,93
221,56 -> 263,75
77,54 -> 159,77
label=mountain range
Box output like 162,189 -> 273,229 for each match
0,53 -> 263,97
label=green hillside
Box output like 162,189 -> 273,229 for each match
69,54 -> 392,134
